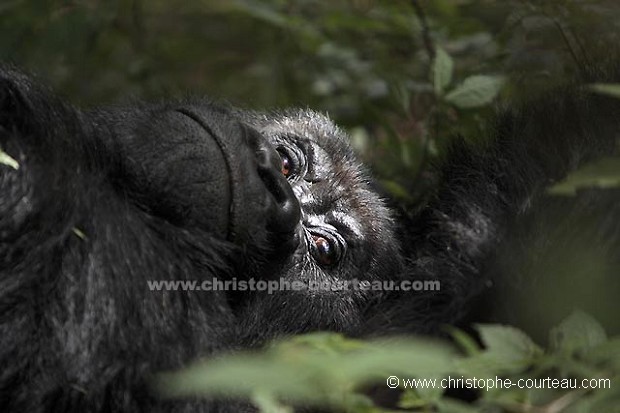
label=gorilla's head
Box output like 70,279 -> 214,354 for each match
65,82 -> 400,333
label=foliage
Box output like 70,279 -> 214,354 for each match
0,146 -> 19,170
549,157 -> 620,196
156,312 -> 620,412
3,0 -> 619,197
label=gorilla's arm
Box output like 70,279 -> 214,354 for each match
363,71 -> 620,335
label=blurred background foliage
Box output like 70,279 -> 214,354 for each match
3,0 -> 620,200
2,0 -> 620,337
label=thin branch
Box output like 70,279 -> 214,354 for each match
410,0 -> 435,60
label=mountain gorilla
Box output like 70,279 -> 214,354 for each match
0,65 -> 400,412
1,63 -> 619,412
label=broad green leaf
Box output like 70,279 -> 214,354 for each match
587,337 -> 620,369
325,338 -> 457,381
251,391 -> 293,413
550,311 -> 607,355
399,389 -> 429,409
155,355 -> 318,402
0,147 -> 19,170
414,374 -> 446,402
277,331 -> 366,355
457,325 -> 542,376
433,48 -> 454,95
548,157 -> 620,196
444,75 -> 505,108
588,83 -> 620,99
155,333 -> 457,409
477,324 -> 542,361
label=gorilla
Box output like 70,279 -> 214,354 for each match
0,63 -> 619,412
0,65 -> 400,412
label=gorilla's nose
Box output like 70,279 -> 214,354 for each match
244,127 -> 302,255
245,128 -> 301,234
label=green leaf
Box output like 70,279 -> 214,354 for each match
72,228 -> 86,240
446,326 -> 481,356
251,391 -> 293,413
433,48 -> 454,95
399,389 -> 428,409
334,338 -> 457,381
587,337 -> 620,369
550,311 -> 607,355
155,354 -> 317,402
154,333 -> 457,409
477,324 -> 542,360
457,325 -> 542,376
588,83 -> 620,99
444,75 -> 505,108
0,147 -> 19,170
548,157 -> 620,196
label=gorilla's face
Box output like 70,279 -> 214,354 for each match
84,98 -> 400,332
233,109 -> 401,330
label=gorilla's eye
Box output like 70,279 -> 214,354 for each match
277,147 -> 300,179
310,232 -> 344,267
279,151 -> 292,177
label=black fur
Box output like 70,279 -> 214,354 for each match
364,70 -> 620,335
1,63 -> 619,412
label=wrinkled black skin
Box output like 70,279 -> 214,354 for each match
1,64 -> 619,412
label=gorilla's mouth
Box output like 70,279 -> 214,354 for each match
171,107 -> 301,253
